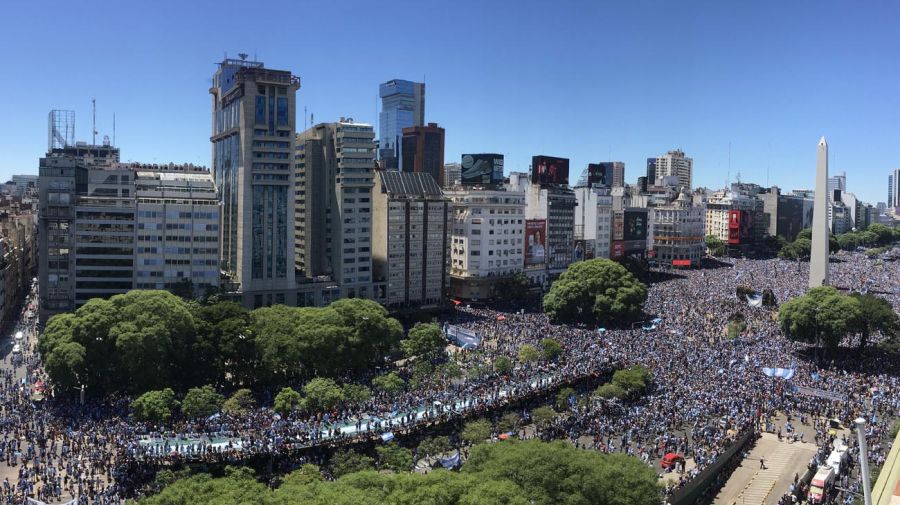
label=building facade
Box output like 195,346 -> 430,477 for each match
705,190 -> 765,245
443,163 -> 461,188
574,186 -> 612,260
446,188 -> 525,300
648,193 -> 705,267
372,171 -> 448,307
210,56 -> 299,308
295,119 -> 375,299
760,186 -> 813,241
133,166 -> 220,296
654,149 -> 693,190
401,123 -> 445,184
378,79 -> 425,170
0,210 -> 36,334
889,169 -> 900,208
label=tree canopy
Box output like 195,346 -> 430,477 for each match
542,259 -> 647,325
779,287 -> 862,348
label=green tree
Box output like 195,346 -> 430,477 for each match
517,344 -> 540,363
303,378 -> 345,410
330,448 -> 375,478
867,223 -> 894,245
372,372 -> 405,394
181,385 -> 224,419
493,356 -> 513,375
400,323 -> 447,359
342,383 -> 372,405
274,387 -> 302,416
494,272 -> 533,304
130,388 -> 178,423
44,341 -> 86,392
530,406 -> 557,427
594,383 -> 626,400
540,338 -> 563,361
191,301 -> 254,387
461,419 -> 492,445
498,412 -> 520,433
417,436 -> 452,461
542,258 -> 647,325
611,365 -> 651,397
436,362 -> 463,381
555,387 -> 576,411
376,443 -> 413,472
850,293 -> 899,349
779,286 -> 863,348
221,388 -> 255,415
705,234 -> 726,256
837,232 -> 859,251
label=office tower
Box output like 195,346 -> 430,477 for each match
827,171 -> 846,202
645,158 -> 657,186
372,171 -> 449,307
889,169 -> 900,208
610,162 -> 625,187
378,79 -> 425,170
10,175 -> 38,197
133,166 -> 220,294
443,163 -> 461,188
809,137 -> 829,288
575,162 -> 624,189
210,56 -> 299,308
654,150 -> 693,189
295,119 -> 375,299
574,186 -> 613,259
401,123 -> 445,184
445,187 -> 525,300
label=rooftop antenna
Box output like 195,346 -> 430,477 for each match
92,98 -> 97,146
727,141 -> 732,188
113,113 -> 116,147
304,106 -> 307,130
238,52 -> 248,61
767,140 -> 771,187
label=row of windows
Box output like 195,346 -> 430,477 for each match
137,210 -> 218,220
137,235 -> 218,242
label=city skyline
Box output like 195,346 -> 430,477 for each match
2,0 -> 899,204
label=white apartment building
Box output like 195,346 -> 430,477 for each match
654,149 -> 693,190
648,193 -> 706,266
446,188 -> 525,300
133,166 -> 220,295
574,186 -> 612,259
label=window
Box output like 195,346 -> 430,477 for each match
255,96 -> 266,123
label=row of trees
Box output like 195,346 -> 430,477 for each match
140,440 -> 660,505
41,290 -> 412,396
779,224 -> 898,260
779,287 -> 899,350
594,365 -> 651,401
543,259 -> 648,325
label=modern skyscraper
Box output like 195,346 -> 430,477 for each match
295,119 -> 375,299
810,137 -> 830,289
372,171 -> 448,307
401,123 -> 445,184
827,171 -> 846,201
210,56 -> 299,307
443,163 -> 461,188
653,150 -> 693,189
378,79 -> 425,170
645,158 -> 657,187
889,169 -> 900,208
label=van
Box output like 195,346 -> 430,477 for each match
12,344 -> 21,355
808,466 -> 835,503
14,331 -> 23,343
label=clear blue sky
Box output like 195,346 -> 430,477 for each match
2,0 -> 898,203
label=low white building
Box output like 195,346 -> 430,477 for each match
445,187 -> 525,300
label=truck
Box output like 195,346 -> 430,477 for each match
808,465 -> 835,504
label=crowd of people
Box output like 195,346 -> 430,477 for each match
0,251 -> 895,504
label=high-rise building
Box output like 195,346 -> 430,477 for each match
653,150 -> 693,189
827,171 -> 846,202
210,56 -> 299,308
759,186 -> 813,242
574,186 -> 613,259
446,187 -> 525,300
295,119 -> 375,299
443,163 -> 461,188
645,159 -> 657,187
401,123 -> 445,184
378,79 -> 425,170
10,175 -> 38,197
372,171 -> 449,307
574,162 -> 624,189
889,169 -> 900,208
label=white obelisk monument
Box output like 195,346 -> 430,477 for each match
809,136 -> 830,288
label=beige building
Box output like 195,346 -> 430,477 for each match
654,149 -> 693,190
705,190 -> 765,244
648,192 -> 706,266
295,119 -> 375,299
372,171 -> 448,307
445,188 -> 525,300
0,210 -> 36,333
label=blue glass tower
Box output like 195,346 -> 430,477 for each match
379,79 -> 424,170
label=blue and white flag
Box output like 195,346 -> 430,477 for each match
811,372 -> 821,382
761,367 -> 795,380
746,293 -> 763,307
381,432 -> 394,442
440,451 -> 461,469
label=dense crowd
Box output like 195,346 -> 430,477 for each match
0,251 -> 896,503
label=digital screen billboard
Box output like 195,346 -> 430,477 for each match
524,219 -> 547,266
612,211 -> 624,241
461,154 -> 504,185
531,155 -> 569,185
611,241 -> 625,259
728,210 -> 754,245
587,163 -> 610,188
623,210 -> 648,241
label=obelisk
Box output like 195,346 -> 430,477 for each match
809,136 -> 829,288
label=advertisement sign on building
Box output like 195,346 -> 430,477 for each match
613,211 -> 624,241
587,163 -> 609,188
623,210 -> 649,241
611,240 -> 625,259
574,240 -> 586,262
524,219 -> 547,266
460,154 -> 504,185
728,210 -> 753,245
531,155 -> 569,185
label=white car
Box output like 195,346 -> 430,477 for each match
12,344 -> 21,354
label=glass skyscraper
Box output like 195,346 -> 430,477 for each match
378,79 -> 424,170
211,56 -> 299,307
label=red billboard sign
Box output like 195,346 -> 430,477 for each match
524,219 -> 547,266
728,210 -> 753,245
611,241 -> 625,259
672,259 -> 692,267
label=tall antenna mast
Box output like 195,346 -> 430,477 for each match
92,98 -> 97,146
727,141 -> 732,188
304,106 -> 307,130
113,113 -> 116,146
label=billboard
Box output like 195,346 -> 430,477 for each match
587,163 -> 610,188
623,210 -> 648,241
612,211 -> 624,241
461,154 -> 504,185
531,155 -> 569,185
611,241 -> 625,259
524,219 -> 547,266
728,210 -> 753,245
574,240 -> 586,262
